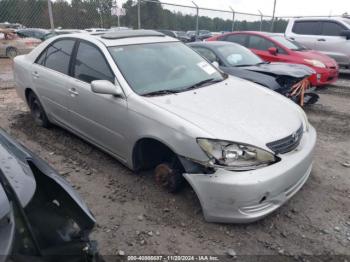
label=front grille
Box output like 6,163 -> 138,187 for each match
266,125 -> 303,154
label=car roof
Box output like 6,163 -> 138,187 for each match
52,29 -> 179,47
189,41 -> 239,47
291,16 -> 350,22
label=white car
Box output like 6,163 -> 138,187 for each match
285,16 -> 350,68
13,30 -> 316,223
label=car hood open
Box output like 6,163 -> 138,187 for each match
147,76 -> 303,149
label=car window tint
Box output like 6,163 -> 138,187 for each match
223,34 -> 247,46
42,39 -> 75,74
74,41 -> 114,83
321,21 -> 345,36
292,21 -> 321,35
193,47 -> 217,62
247,35 -> 275,51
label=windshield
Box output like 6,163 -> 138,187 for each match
109,42 -> 224,95
217,44 -> 262,66
271,35 -> 307,51
343,19 -> 350,26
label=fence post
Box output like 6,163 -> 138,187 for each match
47,0 -> 54,31
192,1 -> 199,38
270,0 -> 277,32
229,7 -> 235,32
137,0 -> 141,29
258,10 -> 263,31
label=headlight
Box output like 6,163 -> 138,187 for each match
298,107 -> 310,132
304,59 -> 326,68
197,138 -> 277,171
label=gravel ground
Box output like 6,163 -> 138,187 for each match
1,58 -> 350,260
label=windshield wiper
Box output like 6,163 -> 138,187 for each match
142,89 -> 180,97
180,78 -> 222,92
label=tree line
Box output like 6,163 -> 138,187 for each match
0,0 -> 288,32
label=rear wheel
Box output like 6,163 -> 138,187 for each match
154,162 -> 185,193
27,92 -> 50,128
6,47 -> 18,59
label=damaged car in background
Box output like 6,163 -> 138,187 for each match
0,129 -> 99,261
189,41 -> 319,106
13,30 -> 316,223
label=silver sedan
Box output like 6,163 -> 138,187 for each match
13,30 -> 316,223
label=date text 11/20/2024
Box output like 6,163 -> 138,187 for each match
127,256 -> 220,261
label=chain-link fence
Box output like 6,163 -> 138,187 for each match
0,0 -> 345,33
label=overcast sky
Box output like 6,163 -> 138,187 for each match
119,0 -> 349,18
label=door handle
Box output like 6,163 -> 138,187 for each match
317,38 -> 326,41
68,88 -> 79,96
290,37 -> 295,40
32,71 -> 39,78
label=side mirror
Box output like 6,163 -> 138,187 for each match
91,80 -> 123,97
340,30 -> 350,39
268,47 -> 278,56
212,61 -> 219,68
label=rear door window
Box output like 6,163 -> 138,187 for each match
292,21 -> 321,35
73,41 -> 114,83
36,39 -> 75,75
222,34 -> 248,47
247,35 -> 276,51
321,21 -> 346,36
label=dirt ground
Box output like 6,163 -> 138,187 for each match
1,58 -> 350,259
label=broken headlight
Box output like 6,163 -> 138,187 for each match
197,138 -> 277,171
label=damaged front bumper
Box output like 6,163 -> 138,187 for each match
183,126 -> 316,223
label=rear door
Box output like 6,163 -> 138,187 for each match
315,20 -> 348,65
67,40 -> 128,159
288,20 -> 320,49
31,39 -> 76,125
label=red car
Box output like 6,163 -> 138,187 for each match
206,31 -> 339,86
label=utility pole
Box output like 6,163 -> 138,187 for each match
270,0 -> 277,32
192,1 -> 199,38
137,0 -> 141,29
229,6 -> 235,32
258,10 -> 263,31
47,0 -> 54,31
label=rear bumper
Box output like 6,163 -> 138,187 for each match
184,126 -> 316,223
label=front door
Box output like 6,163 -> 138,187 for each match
67,40 -> 128,160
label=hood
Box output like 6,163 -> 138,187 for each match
294,50 -> 337,67
243,62 -> 315,78
146,76 -> 303,150
220,66 -> 283,92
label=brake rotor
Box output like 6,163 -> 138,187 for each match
155,164 -> 173,187
154,163 -> 183,192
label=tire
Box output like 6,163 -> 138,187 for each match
27,92 -> 51,128
6,47 -> 18,59
154,162 -> 185,193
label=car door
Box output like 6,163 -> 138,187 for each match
289,20 -> 321,50
31,39 -> 76,126
67,40 -> 128,160
315,21 -> 348,64
246,35 -> 289,63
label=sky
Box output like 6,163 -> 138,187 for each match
118,0 -> 349,18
